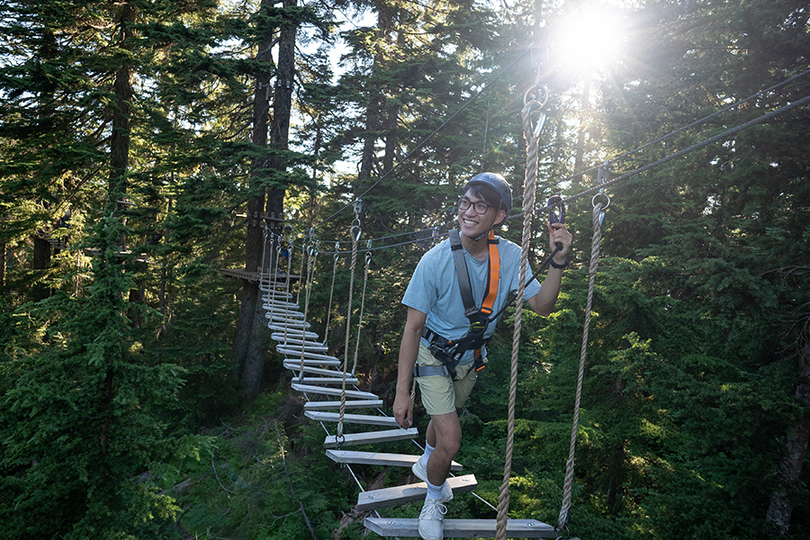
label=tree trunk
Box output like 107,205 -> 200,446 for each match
0,239 -> 6,289
32,236 -> 51,301
766,339 -> 810,535
233,0 -> 297,400
233,0 -> 273,397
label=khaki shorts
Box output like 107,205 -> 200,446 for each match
415,342 -> 481,416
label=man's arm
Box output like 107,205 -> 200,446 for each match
527,222 -> 573,317
393,307 -> 427,429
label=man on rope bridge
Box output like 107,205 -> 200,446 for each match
393,172 -> 572,540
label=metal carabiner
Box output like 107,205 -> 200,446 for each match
547,195 -> 566,225
593,163 -> 611,227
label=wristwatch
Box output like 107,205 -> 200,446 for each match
549,257 -> 568,270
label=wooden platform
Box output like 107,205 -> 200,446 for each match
364,517 -> 555,538
220,268 -> 301,283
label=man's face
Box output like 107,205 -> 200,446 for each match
457,190 -> 506,240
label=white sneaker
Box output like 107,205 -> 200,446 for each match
418,497 -> 447,540
412,458 -> 453,502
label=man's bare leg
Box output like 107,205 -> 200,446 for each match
426,411 -> 461,486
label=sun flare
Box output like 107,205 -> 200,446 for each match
549,2 -> 628,74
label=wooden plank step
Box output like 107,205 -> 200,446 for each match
261,289 -> 293,298
305,411 -> 398,426
265,302 -> 301,311
262,301 -> 300,310
276,342 -> 328,353
282,358 -> 341,368
272,330 -> 320,341
292,383 -> 377,400
273,337 -> 327,349
292,376 -> 359,385
325,450 -> 462,471
268,310 -> 306,319
259,282 -> 287,292
364,517 -> 555,538
268,323 -> 313,333
267,317 -> 310,327
283,362 -> 346,376
357,475 -> 477,511
278,348 -> 340,363
324,427 -> 419,449
304,400 -> 383,411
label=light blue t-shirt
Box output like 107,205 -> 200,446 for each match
402,234 -> 542,365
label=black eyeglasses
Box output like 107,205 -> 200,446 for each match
458,197 -> 494,215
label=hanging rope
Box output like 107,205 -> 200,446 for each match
351,240 -> 372,377
297,235 -> 319,375
557,177 -> 609,535
295,231 -> 307,304
337,200 -> 362,446
322,243 -> 340,346
495,83 -> 548,540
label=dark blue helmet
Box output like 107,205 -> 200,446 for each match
465,172 -> 512,213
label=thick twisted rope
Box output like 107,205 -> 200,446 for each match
337,222 -> 360,443
557,201 -> 604,532
495,97 -> 542,540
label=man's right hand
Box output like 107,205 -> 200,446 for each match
393,392 -> 413,429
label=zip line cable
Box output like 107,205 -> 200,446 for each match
291,90 -> 810,257
548,92 -> 810,210
531,67 -> 810,196
302,80 -> 810,251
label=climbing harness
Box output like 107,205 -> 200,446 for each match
415,228 -> 500,380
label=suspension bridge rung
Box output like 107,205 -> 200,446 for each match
325,450 -> 463,471
268,319 -> 310,329
291,383 -> 377,400
363,518 -> 555,538
284,360 -> 342,368
276,343 -> 328,353
271,331 -> 320,341
269,323 -> 312,333
278,348 -> 339,362
283,363 -> 346,376
262,300 -> 300,310
357,474 -> 477,511
267,318 -> 311,329
266,309 -> 304,321
259,288 -> 293,298
303,400 -> 383,411
292,377 -> 359,385
305,411 -> 398,427
273,337 -> 325,347
323,427 -> 419,448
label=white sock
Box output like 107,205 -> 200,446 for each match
421,443 -> 435,466
426,480 -> 444,500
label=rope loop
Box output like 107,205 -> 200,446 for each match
523,84 -> 549,109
